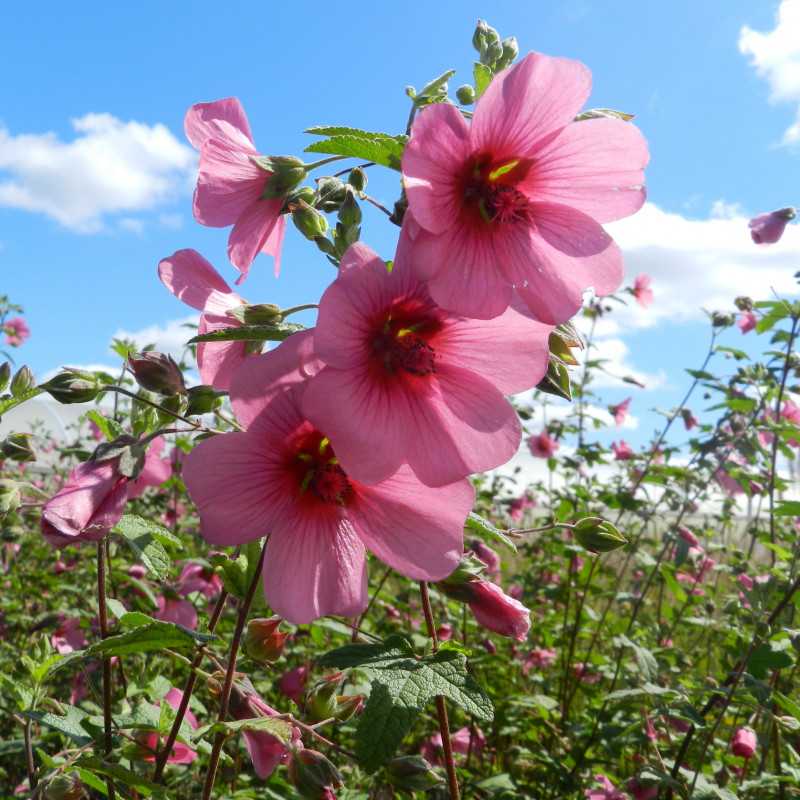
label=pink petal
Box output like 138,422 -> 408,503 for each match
263,215 -> 287,278
471,52 -> 591,158
521,117 -> 648,223
229,330 -> 319,429
197,313 -> 249,391
185,98 -> 255,150
262,516 -> 368,624
193,138 -> 265,227
349,466 -> 472,580
128,436 -> 172,499
406,225 -> 513,320
402,103 -> 471,235
243,729 -> 288,779
437,306 -> 551,395
157,249 -> 242,315
227,197 -> 285,278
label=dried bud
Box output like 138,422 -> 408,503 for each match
245,616 -> 288,663
288,748 -> 343,799
292,200 -> 329,240
456,84 -> 476,105
332,693 -> 364,722
10,365 -> 35,397
386,755 -> 443,791
573,517 -> 628,553
347,167 -> 367,192
41,369 -> 102,404
128,352 -> 186,395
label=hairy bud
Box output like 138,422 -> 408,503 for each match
245,616 -> 288,663
1,432 -> 36,462
128,352 -> 186,395
573,517 -> 628,553
41,369 -> 102,404
386,755 -> 443,791
292,200 -> 329,240
288,748 -> 344,799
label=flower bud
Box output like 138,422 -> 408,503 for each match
257,155 -> 308,199
338,188 -> 362,228
333,693 -> 364,722
456,84 -> 476,105
1,432 -> 36,462
495,36 -> 519,70
711,311 -> 735,328
227,303 -> 283,325
128,352 -> 186,395
245,616 -> 288,663
185,384 -> 224,416
731,726 -> 757,758
734,296 -> 753,312
41,369 -> 102,404
43,772 -> 86,800
386,755 -> 443,791
347,167 -> 367,192
462,580 -> 530,641
292,200 -> 329,240
315,177 -> 348,212
573,517 -> 628,553
306,672 -> 345,723
0,361 -> 10,392
0,479 -> 21,518
10,365 -> 35,397
288,748 -> 343,799
749,207 -> 796,245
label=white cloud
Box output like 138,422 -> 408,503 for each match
606,202 -> 800,332
158,212 -> 184,230
118,217 -> 145,235
113,315 -> 199,360
0,113 -> 194,232
739,0 -> 800,145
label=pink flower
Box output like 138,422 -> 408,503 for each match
51,617 -> 87,654
155,595 -> 197,630
422,726 -> 485,765
41,459 -> 129,548
609,397 -> 631,426
279,665 -> 309,704
400,53 -> 647,323
301,243 -> 550,487
749,207 -> 795,245
229,685 -> 300,778
509,493 -> 536,521
184,331 -> 475,624
463,580 -> 530,641
681,408 -> 699,430
4,317 -> 30,347
470,540 -> 501,575
731,726 -> 757,758
128,564 -> 147,580
574,662 -> 600,684
176,561 -> 222,599
140,688 -> 198,765
185,98 -> 286,280
585,774 -> 627,800
437,623 -> 453,641
522,647 -> 557,673
632,274 -> 653,308
508,583 -> 525,599
611,440 -> 634,460
737,574 -> 754,592
738,311 -> 757,334
88,420 -> 104,441
627,779 -> 657,800
158,249 -> 249,390
677,525 -> 699,547
528,431 -> 559,458
127,436 -> 172,499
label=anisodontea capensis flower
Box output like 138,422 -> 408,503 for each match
158,249 -> 249,390
302,242 -> 551,487
4,316 -> 30,347
401,52 -> 648,323
632,274 -> 653,308
527,431 -> 558,458
139,688 -> 198,765
186,98 -> 286,280
183,331 -> 474,624
731,726 -> 757,758
609,397 -> 631,426
749,207 -> 795,245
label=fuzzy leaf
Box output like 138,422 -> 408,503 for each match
114,514 -> 173,580
83,621 -> 214,657
305,135 -> 406,171
188,322 -> 304,344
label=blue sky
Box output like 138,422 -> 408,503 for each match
1,0 -> 800,454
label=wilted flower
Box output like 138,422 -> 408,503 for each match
748,207 -> 795,245
738,311 -> 757,334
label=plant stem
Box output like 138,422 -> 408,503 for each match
419,581 -> 460,800
23,716 -> 36,790
97,540 -> 116,800
304,155 -> 348,171
201,541 -> 267,800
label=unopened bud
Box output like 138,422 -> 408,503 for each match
386,755 -> 443,791
711,312 -> 735,328
306,673 -> 345,723
292,200 -> 329,240
10,365 -> 35,397
573,517 -> 628,553
41,369 -> 102,404
495,36 -> 519,70
734,296 -> 753,312
347,167 -> 367,192
186,384 -> 224,416
0,362 -> 10,392
288,748 -> 343,799
245,616 -> 288,663
227,303 -> 283,325
315,177 -> 347,212
43,772 -> 86,800
257,155 -> 307,199
0,479 -> 21,517
338,188 -> 362,227
456,84 -> 476,105
128,352 -> 186,395
288,185 -> 316,206
1,432 -> 36,462
333,693 -> 364,722
549,331 -> 580,366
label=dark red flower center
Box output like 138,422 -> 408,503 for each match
461,154 -> 533,225
371,298 -> 442,377
292,430 -> 352,506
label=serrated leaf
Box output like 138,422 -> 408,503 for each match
0,385 -> 43,419
83,621 -> 214,657
114,514 -> 175,579
87,410 -> 125,441
465,512 -> 517,552
305,135 -> 406,171
188,322 -> 305,344
306,125 -> 402,141
26,706 -> 93,746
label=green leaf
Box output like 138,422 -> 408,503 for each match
26,706 -> 93,746
0,385 -> 43,419
306,125 -> 402,141
83,620 -> 214,657
74,755 -> 163,796
319,635 -> 493,772
756,303 -> 790,334
87,410 -> 125,441
206,716 -> 293,741
747,641 -> 794,679
114,514 -> 174,580
305,135 -> 406,171
465,512 -> 517,552
473,62 -> 493,97
773,501 -> 800,516
188,322 -> 305,344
